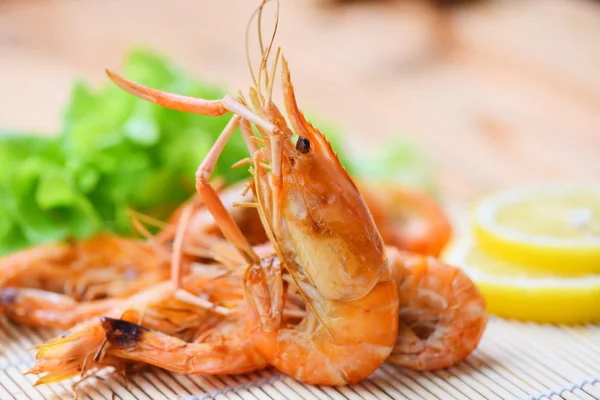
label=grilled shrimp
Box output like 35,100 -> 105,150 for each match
386,247 -> 487,370
29,271 -> 268,385
0,234 -> 169,301
0,242 -> 73,287
103,3 -> 399,384
0,288 -> 121,328
358,181 -> 452,257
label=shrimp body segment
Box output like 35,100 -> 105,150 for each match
387,248 -> 487,371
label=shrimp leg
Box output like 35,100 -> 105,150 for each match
171,116 -> 263,311
193,115 -> 259,266
106,70 -> 276,134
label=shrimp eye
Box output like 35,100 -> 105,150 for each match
296,136 -> 311,154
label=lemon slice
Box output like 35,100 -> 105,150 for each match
473,183 -> 600,275
443,240 -> 600,324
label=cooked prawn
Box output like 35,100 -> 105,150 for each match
28,270 -> 268,385
98,316 -> 265,376
0,234 -> 170,301
107,49 -> 386,303
358,180 -> 452,257
103,1 -> 399,385
0,242 -> 74,287
386,247 -> 487,370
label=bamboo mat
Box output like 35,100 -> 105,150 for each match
0,316 -> 599,399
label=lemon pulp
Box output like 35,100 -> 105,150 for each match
473,183 -> 600,275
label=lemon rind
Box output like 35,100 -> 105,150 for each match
443,240 -> 600,324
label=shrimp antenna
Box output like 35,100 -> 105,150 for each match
257,0 -> 280,100
262,0 -> 280,98
257,0 -> 267,58
245,4 -> 263,90
267,46 -> 281,104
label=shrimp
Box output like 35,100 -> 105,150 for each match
0,234 -> 170,301
0,242 -> 74,287
1,267 -> 215,330
98,316 -> 265,376
358,180 -> 452,257
29,270 -> 268,385
103,1 -> 398,385
386,247 -> 487,370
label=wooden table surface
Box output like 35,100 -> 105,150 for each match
1,0 -> 599,203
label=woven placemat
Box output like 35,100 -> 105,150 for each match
1,317 -> 599,400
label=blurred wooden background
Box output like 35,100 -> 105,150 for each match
1,0 -> 599,203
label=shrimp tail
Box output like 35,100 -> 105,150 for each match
100,317 -> 267,375
28,320 -> 115,385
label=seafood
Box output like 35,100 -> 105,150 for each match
0,288 -> 122,328
0,242 -> 73,287
100,1 -> 399,384
358,180 -> 452,257
28,270 -> 268,384
27,245 -> 485,383
386,247 -> 487,370
0,234 -> 169,301
106,59 -> 388,302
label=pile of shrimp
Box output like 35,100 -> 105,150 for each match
0,0 -> 487,392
